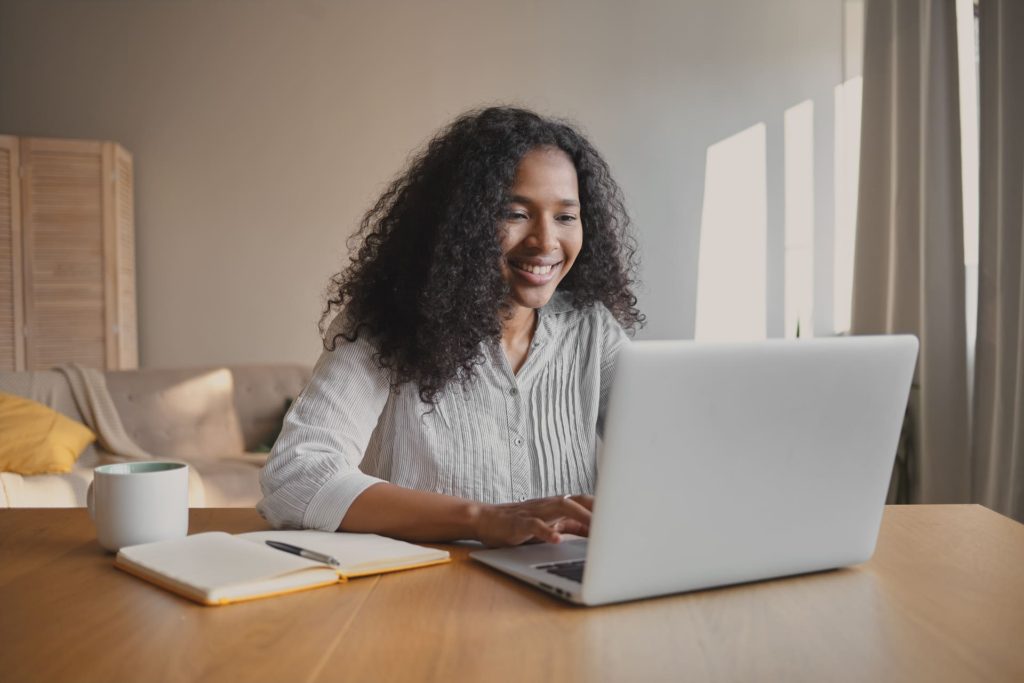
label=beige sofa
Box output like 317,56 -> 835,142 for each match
0,364 -> 311,508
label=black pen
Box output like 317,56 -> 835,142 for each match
265,540 -> 341,567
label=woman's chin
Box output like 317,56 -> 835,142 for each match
507,285 -> 558,312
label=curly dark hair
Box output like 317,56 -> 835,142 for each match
322,106 -> 643,403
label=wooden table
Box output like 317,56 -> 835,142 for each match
1,505 -> 1022,682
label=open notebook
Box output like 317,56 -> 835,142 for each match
115,530 -> 450,606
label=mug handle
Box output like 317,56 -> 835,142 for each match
87,481 -> 95,521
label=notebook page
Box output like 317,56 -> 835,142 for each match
238,530 -> 449,574
117,532 -> 337,596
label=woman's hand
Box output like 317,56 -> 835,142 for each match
472,494 -> 594,548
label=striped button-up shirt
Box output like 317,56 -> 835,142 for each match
257,292 -> 628,531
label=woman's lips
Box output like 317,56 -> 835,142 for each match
509,258 -> 563,286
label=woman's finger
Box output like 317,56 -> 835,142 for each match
551,496 -> 592,526
554,519 -> 590,536
565,494 -> 594,511
480,496 -> 596,546
527,517 -> 560,543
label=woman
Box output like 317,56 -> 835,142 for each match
258,107 -> 643,547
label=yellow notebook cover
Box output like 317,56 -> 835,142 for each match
115,530 -> 450,606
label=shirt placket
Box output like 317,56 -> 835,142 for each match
504,316 -> 550,502
506,380 -> 530,502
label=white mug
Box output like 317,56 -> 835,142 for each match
87,461 -> 190,552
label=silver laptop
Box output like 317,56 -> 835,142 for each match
471,335 -> 919,606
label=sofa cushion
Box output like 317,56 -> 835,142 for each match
104,368 -> 245,459
105,365 -> 310,457
0,364 -> 311,508
185,456 -> 266,507
0,448 -> 102,507
0,448 -> 211,508
0,450 -> 268,508
0,370 -> 89,423
0,371 -> 102,502
0,392 -> 96,475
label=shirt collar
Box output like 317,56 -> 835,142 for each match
539,289 -> 575,316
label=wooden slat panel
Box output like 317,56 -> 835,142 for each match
21,138 -> 107,370
23,137 -> 103,155
0,136 -> 24,371
102,143 -> 116,369
114,145 -> 137,368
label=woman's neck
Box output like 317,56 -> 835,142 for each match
500,305 -> 537,374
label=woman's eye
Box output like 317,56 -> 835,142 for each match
505,210 -> 528,220
558,214 -> 579,223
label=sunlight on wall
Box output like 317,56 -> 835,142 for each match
956,0 -> 978,272
691,2 -> 863,342
784,100 -> 815,338
695,123 -> 767,342
956,0 -> 979,403
833,76 -> 862,334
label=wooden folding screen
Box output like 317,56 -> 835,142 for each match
0,135 -> 24,371
0,136 -> 137,371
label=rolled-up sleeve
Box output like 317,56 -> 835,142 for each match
257,331 -> 390,531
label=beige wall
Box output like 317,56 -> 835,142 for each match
0,0 -> 843,367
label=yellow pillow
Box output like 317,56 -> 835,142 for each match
0,392 -> 96,475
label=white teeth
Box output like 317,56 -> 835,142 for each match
512,261 -> 556,275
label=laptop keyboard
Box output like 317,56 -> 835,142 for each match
534,559 -> 586,583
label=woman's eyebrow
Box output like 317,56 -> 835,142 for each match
508,194 -> 580,207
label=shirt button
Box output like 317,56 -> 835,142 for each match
513,437 -> 523,446
532,341 -> 542,348
509,387 -> 518,396
519,495 -> 528,502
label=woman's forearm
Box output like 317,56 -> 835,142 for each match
338,482 -> 483,542
338,482 -> 595,548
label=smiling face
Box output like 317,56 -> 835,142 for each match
499,146 -> 583,316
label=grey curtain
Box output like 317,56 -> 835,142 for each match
973,0 -> 1024,522
853,0 -> 971,503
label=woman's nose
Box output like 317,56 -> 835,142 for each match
529,216 -> 559,251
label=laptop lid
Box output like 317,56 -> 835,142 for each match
579,335 -> 918,605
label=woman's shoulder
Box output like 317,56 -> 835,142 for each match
317,310 -> 387,371
322,308 -> 384,349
